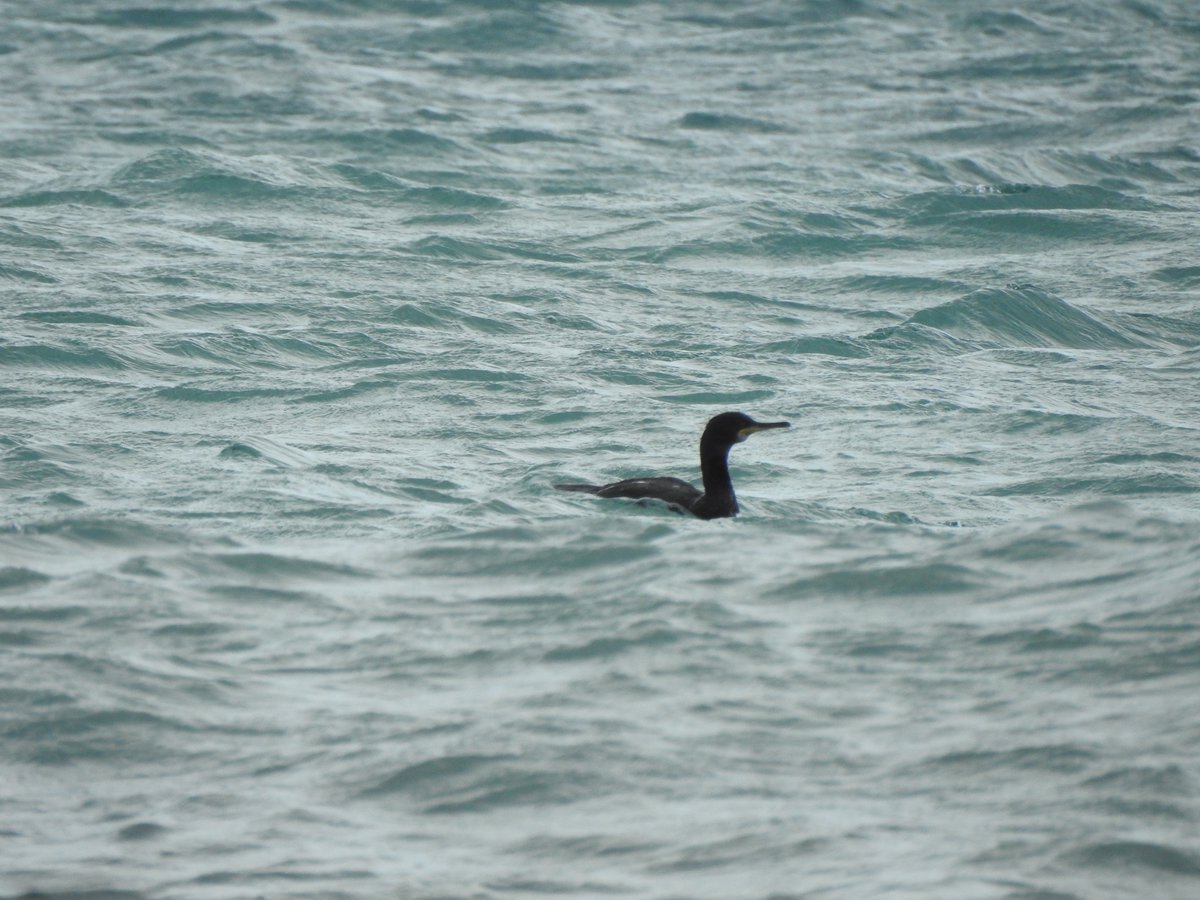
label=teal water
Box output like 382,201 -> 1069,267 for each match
3,2 -> 1200,898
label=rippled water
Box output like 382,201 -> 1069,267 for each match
3,2 -> 1199,898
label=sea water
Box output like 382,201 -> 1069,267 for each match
2,1 -> 1199,898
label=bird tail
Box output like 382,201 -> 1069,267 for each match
554,483 -> 601,494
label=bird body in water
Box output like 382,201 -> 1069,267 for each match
555,411 -> 790,519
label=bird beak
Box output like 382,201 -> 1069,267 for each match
738,420 -> 791,439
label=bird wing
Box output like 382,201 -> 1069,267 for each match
591,476 -> 702,509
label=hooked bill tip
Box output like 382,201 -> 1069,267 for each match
739,420 -> 791,438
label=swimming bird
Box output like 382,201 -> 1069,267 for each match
555,411 -> 790,519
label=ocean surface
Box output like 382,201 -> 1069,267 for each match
2,1 -> 1199,898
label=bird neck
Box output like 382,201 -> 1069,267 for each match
698,443 -> 738,515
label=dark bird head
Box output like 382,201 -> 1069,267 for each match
701,411 -> 791,453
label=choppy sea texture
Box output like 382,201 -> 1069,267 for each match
2,1 -> 1200,898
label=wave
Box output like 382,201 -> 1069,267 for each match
898,182 -> 1167,218
1065,840 -> 1200,876
0,341 -> 128,374
0,262 -> 56,283
412,538 -> 660,578
0,222 -> 62,250
975,626 -> 1103,654
402,234 -> 582,263
634,230 -> 910,263
757,336 -> 870,358
364,753 -> 514,798
0,887 -> 148,899
74,7 -> 275,28
770,562 -> 981,599
20,310 -> 138,326
360,744 -> 606,815
456,60 -> 620,81
216,437 -> 317,468
318,128 -> 463,156
0,440 -> 91,490
678,111 -> 789,133
332,165 -> 506,209
985,473 -> 1199,497
111,148 -> 346,203
543,627 -> 679,662
0,566 -> 51,592
185,551 -> 370,581
3,705 -> 197,765
1153,264 -> 1200,287
924,743 -> 1095,774
866,285 -> 1163,351
1082,763 -> 1190,793
0,188 -> 129,208
2,516 -> 179,550
480,127 -> 576,145
155,385 -> 301,402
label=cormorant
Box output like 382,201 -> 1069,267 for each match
555,411 -> 790,519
